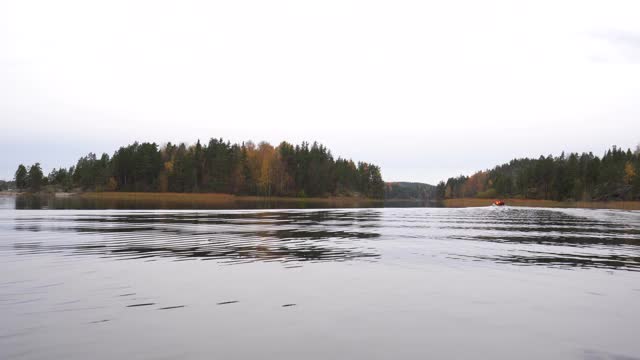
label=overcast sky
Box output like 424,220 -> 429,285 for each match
1,0 -> 639,184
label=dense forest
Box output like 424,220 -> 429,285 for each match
438,145 -> 640,201
12,139 -> 385,198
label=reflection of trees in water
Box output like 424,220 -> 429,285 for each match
13,194 -> 386,210
14,195 -> 47,209
451,234 -> 640,247
441,208 -> 640,271
11,206 -> 640,272
455,252 -> 640,272
12,211 -> 382,264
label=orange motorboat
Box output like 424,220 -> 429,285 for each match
492,200 -> 505,206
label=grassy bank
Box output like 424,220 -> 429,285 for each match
0,191 -> 19,196
81,191 -> 378,202
443,198 -> 640,210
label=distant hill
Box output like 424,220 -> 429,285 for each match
384,182 -> 436,200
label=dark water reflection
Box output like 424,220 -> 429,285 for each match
3,206 -> 640,271
12,194 -> 431,210
10,211 -> 382,264
2,202 -> 640,359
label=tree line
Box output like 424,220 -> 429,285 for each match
437,145 -> 640,201
0,180 -> 14,191
14,139 -> 385,198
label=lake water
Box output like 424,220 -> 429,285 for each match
1,196 -> 640,359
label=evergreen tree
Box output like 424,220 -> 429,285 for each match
27,163 -> 44,192
14,164 -> 27,190
440,145 -> 640,201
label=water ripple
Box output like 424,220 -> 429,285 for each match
2,207 -> 640,271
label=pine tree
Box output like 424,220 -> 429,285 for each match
14,164 -> 28,190
27,163 -> 44,192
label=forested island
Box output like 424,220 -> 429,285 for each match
10,139 -> 385,199
5,142 -> 640,207
438,145 -> 640,201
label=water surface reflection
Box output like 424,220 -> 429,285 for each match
9,210 -> 382,264
2,205 -> 640,360
4,207 -> 640,271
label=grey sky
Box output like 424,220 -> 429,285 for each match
1,0 -> 639,184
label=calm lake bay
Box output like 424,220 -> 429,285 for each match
1,196 -> 639,359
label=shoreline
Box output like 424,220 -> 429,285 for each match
4,191 -> 640,210
2,191 -> 379,201
78,191 -> 383,204
442,198 -> 640,210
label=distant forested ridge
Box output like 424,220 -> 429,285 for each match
14,139 -> 385,198
0,180 -> 14,191
384,182 -> 436,201
438,145 -> 640,201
